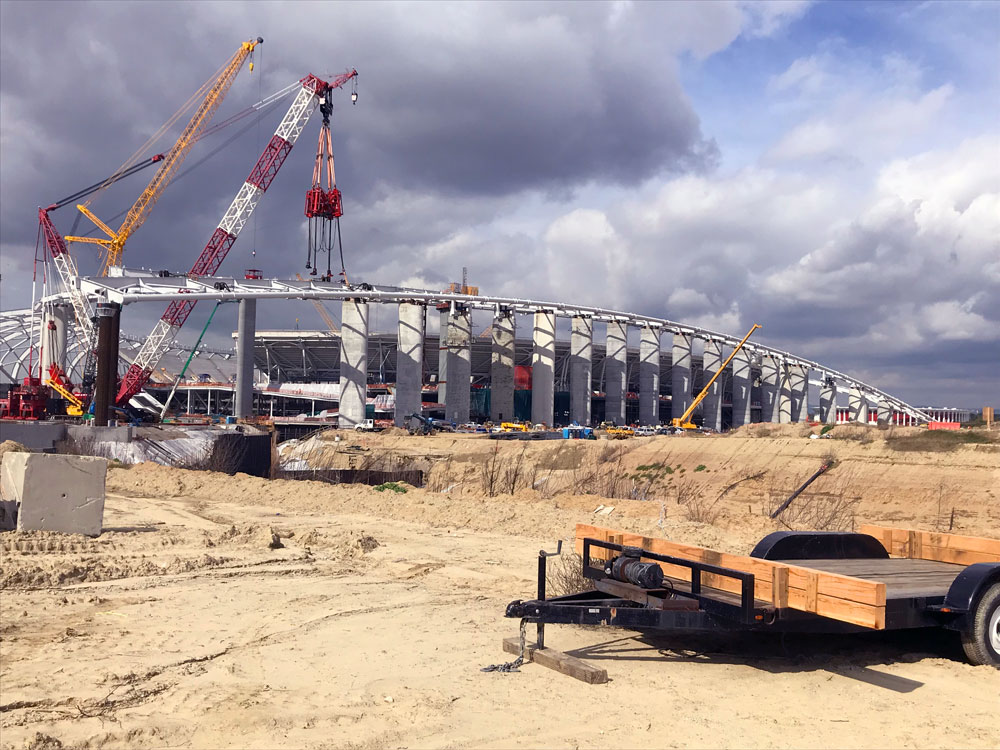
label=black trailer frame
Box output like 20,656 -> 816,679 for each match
505,534 -> 1000,664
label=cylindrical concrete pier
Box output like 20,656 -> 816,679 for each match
436,308 -> 449,408
820,377 -> 838,424
40,303 -> 69,378
789,364 -> 809,423
731,347 -> 753,428
531,310 -> 556,426
849,387 -> 868,424
339,299 -> 369,428
490,309 -> 515,423
235,298 -> 256,419
777,362 -> 793,424
93,304 -> 116,427
701,337 -> 724,431
445,308 -> 472,424
570,316 -> 593,426
639,325 -> 660,426
604,321 -> 627,426
759,353 -> 781,423
395,302 -> 425,426
670,331 -> 693,422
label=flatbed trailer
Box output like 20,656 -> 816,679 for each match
501,524 -> 1000,680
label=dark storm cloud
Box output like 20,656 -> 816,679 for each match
0,0 -> 721,315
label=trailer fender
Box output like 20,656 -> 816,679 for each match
750,531 -> 889,561
942,563 -> 1000,618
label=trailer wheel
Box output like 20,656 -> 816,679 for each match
961,582 -> 1000,667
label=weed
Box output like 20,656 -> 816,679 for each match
694,464 -> 707,472
373,482 -> 407,493
545,552 -> 590,597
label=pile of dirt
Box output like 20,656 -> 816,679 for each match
0,439 -> 29,461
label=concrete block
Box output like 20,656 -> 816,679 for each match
2,452 -> 107,537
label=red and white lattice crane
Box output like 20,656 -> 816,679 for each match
116,70 -> 358,406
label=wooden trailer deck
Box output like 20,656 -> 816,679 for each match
577,523 -> 1000,630
780,558 -> 966,600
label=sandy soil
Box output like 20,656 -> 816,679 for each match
2,431 -> 999,749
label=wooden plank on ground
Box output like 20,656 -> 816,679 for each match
860,524 -> 1000,564
576,524 -> 886,629
502,637 -> 608,684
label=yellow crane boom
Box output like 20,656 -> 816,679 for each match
66,37 -> 263,276
295,273 -> 340,333
672,323 -> 761,430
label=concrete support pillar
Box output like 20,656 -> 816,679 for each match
40,303 -> 69,377
395,302 -> 425,426
670,331 -> 693,421
639,325 -> 661,426
531,310 -> 556,426
777,362 -> 793,424
604,321 -> 627,426
789,365 -> 809,423
93,304 -> 115,427
445,308 -> 471,424
570,316 -> 593,426
877,400 -> 893,425
436,309 -> 449,408
731,347 -> 753,428
235,298 -> 256,419
490,309 -> 515,423
701,338 -> 724,431
820,378 -> 838,424
759,353 -> 781,423
338,299 -> 368,428
107,303 -> 120,406
849,387 -> 868,424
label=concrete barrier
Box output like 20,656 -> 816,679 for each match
1,452 -> 107,536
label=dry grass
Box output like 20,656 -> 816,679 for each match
545,552 -> 591,597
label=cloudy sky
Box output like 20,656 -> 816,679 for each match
1,0 -> 997,407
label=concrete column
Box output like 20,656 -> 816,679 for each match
40,304 -> 69,377
849,387 -> 868,424
570,316 -> 593,426
670,331 -> 693,421
490,309 -> 515,423
445,308 -> 471,423
604,321 -> 627,426
819,378 -> 838,424
93,304 -> 115,427
701,337 -> 724,431
777,362 -> 793,424
235,298 -> 256,419
107,303 -> 121,407
789,365 -> 809,423
759,353 -> 781,423
436,309 -> 449,408
395,302 -> 425,427
639,325 -> 660,426
731,347 -> 752,428
338,299 -> 368,428
531,310 -> 556,426
877,399 -> 894,425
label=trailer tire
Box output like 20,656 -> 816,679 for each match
961,582 -> 1000,667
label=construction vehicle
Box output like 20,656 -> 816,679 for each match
116,69 -> 359,408
672,323 -> 760,430
45,364 -> 86,417
37,37 -> 265,396
405,413 -> 445,435
65,38 -> 264,277
500,421 -> 528,432
605,425 -> 634,439
354,419 -> 381,433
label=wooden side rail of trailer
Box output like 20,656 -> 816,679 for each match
499,524 -> 1000,682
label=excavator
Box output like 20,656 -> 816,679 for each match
672,323 -> 760,431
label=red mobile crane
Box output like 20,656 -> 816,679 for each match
116,70 -> 358,406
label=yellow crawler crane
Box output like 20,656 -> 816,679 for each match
66,37 -> 263,276
672,323 -> 760,430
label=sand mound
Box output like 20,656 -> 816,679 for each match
0,440 -> 29,461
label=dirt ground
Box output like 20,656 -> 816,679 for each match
2,429 -> 999,749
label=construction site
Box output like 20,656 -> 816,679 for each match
1,28 -> 998,750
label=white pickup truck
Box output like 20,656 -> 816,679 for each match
354,419 -> 381,432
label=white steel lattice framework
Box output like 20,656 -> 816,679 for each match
61,274 -> 932,422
